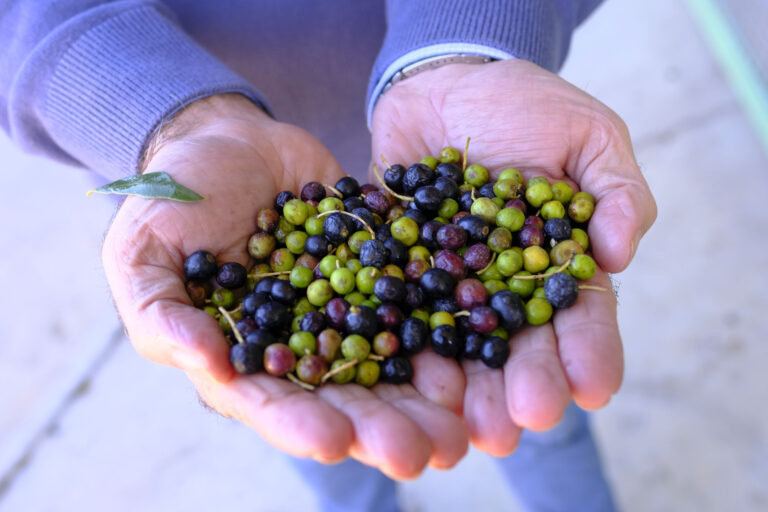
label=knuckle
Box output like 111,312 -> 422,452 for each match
589,107 -> 628,154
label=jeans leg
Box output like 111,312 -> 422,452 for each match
287,456 -> 400,512
494,402 -> 618,512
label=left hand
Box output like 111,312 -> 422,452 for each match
370,59 -> 657,456
102,94 -> 468,479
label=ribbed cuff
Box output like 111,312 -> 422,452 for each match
367,0 -> 596,125
12,2 -> 268,179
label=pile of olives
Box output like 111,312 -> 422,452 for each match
184,146 -> 599,389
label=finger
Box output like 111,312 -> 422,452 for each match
139,298 -> 234,380
553,269 -> 622,410
316,384 -> 432,480
189,371 -> 354,462
588,178 -> 657,273
102,224 -> 235,381
569,114 -> 657,273
462,359 -> 522,457
409,350 -> 465,415
504,324 -> 572,431
373,383 -> 469,470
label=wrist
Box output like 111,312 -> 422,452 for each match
366,46 -> 515,128
370,59 -> 494,130
173,93 -> 271,126
380,53 -> 497,96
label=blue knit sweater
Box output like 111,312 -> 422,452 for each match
0,0 -> 601,179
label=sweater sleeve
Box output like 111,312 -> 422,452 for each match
0,0 -> 269,179
366,0 -> 603,124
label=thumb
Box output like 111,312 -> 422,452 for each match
588,178 -> 657,273
102,221 -> 234,382
131,298 -> 234,381
569,116 -> 657,273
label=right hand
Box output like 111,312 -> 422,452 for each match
102,94 -> 468,479
371,60 -> 657,455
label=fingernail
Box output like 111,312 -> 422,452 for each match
312,453 -> 343,465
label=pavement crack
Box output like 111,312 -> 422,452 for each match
633,99 -> 740,151
0,326 -> 124,502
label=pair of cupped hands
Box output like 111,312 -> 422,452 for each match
103,60 -> 656,479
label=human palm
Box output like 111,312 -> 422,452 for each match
102,95 -> 468,479
371,59 -> 657,455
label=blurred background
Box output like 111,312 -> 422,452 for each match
1,0 -> 766,510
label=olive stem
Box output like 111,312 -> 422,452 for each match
373,163 -> 415,202
321,358 -> 358,384
367,354 -> 385,361
287,373 -> 316,391
462,137 -> 471,172
316,210 -> 376,238
429,255 -> 435,268
249,270 -> 292,278
323,184 -> 343,198
476,252 -> 497,275
579,285 -> 608,292
512,256 -> 573,280
453,311 -> 471,318
218,306 -> 244,345
225,303 -> 242,314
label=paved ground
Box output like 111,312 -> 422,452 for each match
1,0 -> 766,511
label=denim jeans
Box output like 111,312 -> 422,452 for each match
288,402 -> 618,512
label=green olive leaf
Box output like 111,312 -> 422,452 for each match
87,172 -> 204,202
